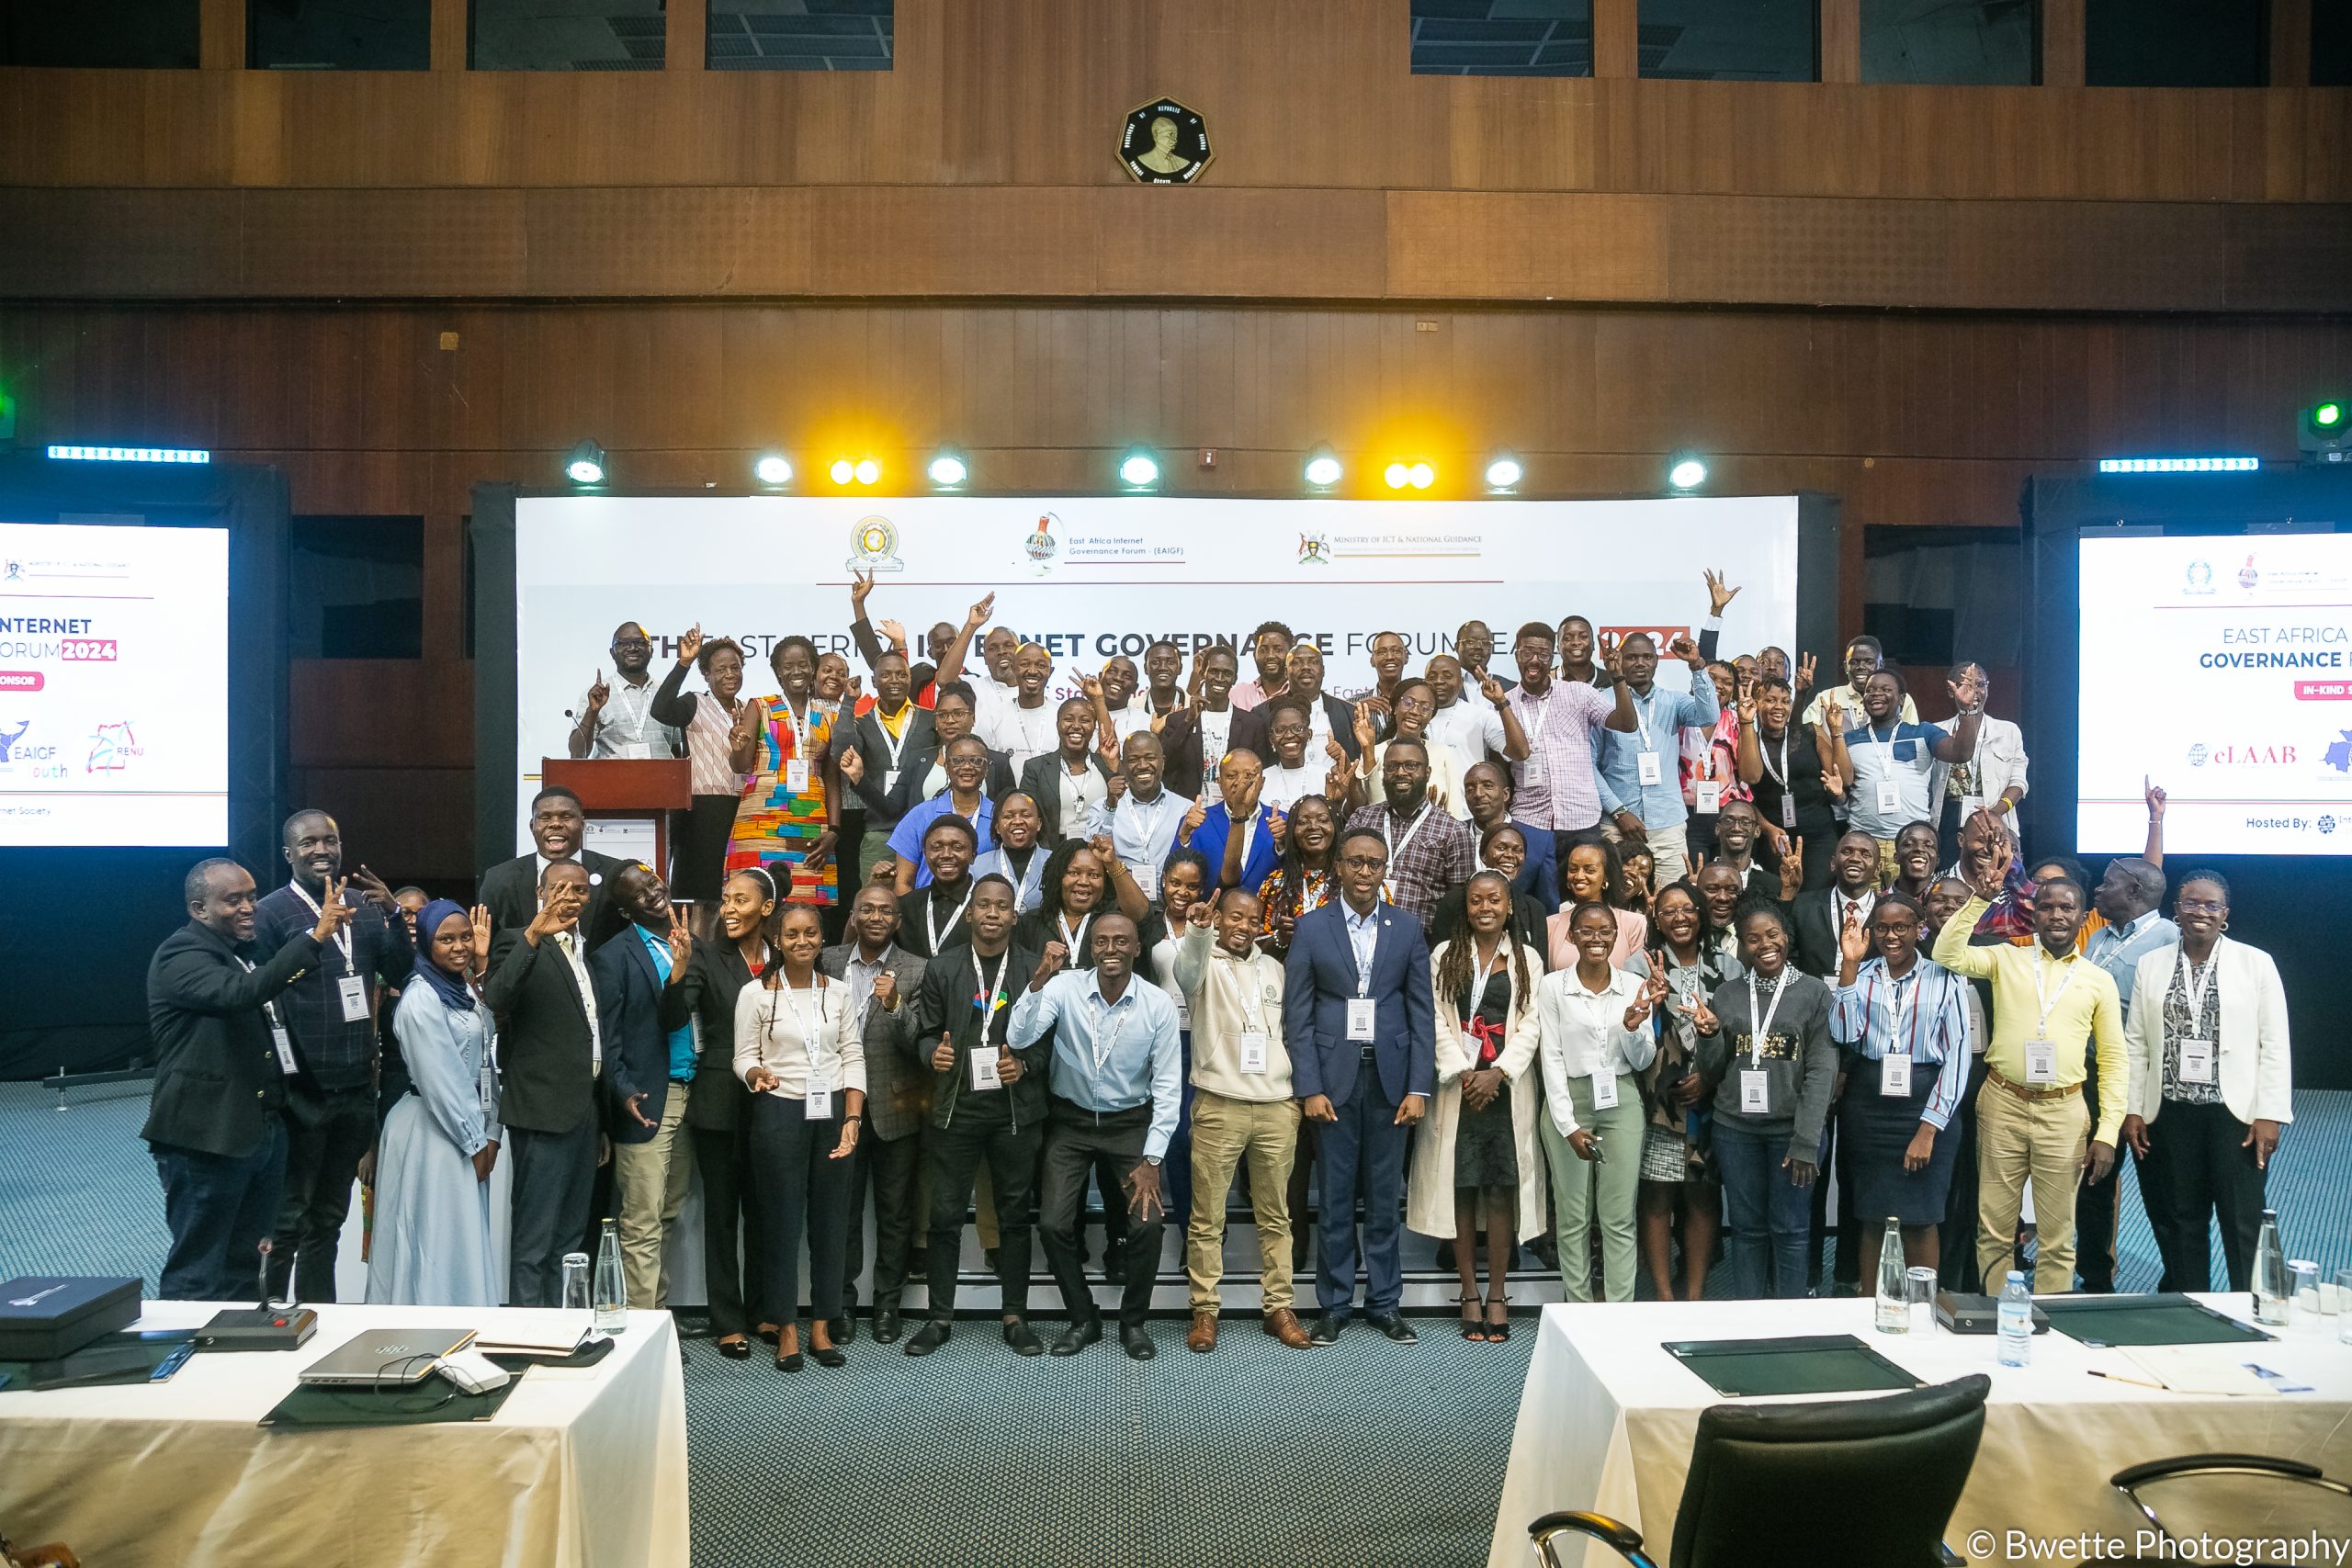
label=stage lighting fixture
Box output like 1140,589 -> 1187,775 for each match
1407,461 -> 1435,491
1304,445 -> 1342,489
1383,462 -> 1410,490
1666,452 -> 1708,491
829,457 -> 856,484
753,453 -> 793,486
47,444 -> 211,465
563,440 -> 606,486
2301,399 -> 2350,465
854,458 -> 882,486
2096,456 -> 2260,474
1119,448 -> 1160,489
1484,453 -> 1522,491
928,449 -> 968,488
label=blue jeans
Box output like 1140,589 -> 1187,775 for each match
154,1119 -> 289,1301
1713,1121 -> 1813,1299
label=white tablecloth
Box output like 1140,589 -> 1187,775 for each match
1489,1294 -> 2352,1568
0,1303 -> 688,1568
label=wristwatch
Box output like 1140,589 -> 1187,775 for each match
1145,1154 -> 1162,1168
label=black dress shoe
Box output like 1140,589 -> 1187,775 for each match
811,1343 -> 846,1369
718,1336 -> 753,1361
1367,1311 -> 1419,1344
1119,1324 -> 1156,1360
776,1351 -> 804,1373
1002,1317 -> 1045,1357
1049,1317 -> 1102,1357
871,1308 -> 902,1344
1307,1314 -> 1344,1346
831,1314 -> 857,1346
904,1320 -> 952,1356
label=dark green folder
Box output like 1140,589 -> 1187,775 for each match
1664,1334 -> 1925,1398
2038,1293 -> 2274,1348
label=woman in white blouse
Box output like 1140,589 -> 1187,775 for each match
1537,900 -> 1665,1303
737,904 -> 865,1372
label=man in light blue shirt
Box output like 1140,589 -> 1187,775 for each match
1009,911 -> 1184,1359
1593,630 -> 1720,890
887,737 -> 996,891
2085,858 -> 2177,1011
1086,732 -> 1189,906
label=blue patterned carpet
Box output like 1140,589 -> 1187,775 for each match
6,1080 -> 2348,1567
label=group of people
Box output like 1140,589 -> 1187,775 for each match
141,570 -> 2293,1371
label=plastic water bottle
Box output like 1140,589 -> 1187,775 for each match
1996,1270 -> 2032,1367
594,1217 -> 628,1334
2252,1209 -> 2290,1326
1874,1218 -> 1909,1334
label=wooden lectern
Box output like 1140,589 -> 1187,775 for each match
540,757 -> 694,879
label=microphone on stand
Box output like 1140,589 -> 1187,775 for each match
255,1237 -> 275,1310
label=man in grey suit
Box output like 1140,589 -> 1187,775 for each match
824,883 -> 932,1344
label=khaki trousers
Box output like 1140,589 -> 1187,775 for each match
1974,1077 -> 2088,1295
612,1084 -> 695,1309
1184,1089 -> 1301,1312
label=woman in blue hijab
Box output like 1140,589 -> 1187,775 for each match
367,899 -> 503,1306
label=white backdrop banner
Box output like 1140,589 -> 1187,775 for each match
511,493 -> 1800,850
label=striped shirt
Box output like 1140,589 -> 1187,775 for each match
1505,678 -> 1614,832
1829,956 -> 1972,1130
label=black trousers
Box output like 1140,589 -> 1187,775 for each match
2074,1051 -> 2120,1292
842,1123 -> 924,1313
748,1093 -> 853,1323
691,1119 -> 766,1336
1037,1100 -> 1163,1329
508,1120 -> 598,1308
2137,1098 -> 2269,1293
1806,1113 -> 1861,1291
267,1077 -> 379,1303
672,793 -> 741,903
925,1114 -> 1041,1319
1939,1059 -> 1989,1293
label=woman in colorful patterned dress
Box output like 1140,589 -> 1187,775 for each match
728,635 -> 842,908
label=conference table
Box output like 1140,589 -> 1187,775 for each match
1488,1293 -> 2352,1568
0,1302 -> 688,1568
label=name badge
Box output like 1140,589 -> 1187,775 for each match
2179,1037 -> 2216,1084
270,1024 -> 299,1076
1781,794 -> 1797,829
2023,1037 -> 2058,1085
1960,794 -> 1986,820
883,768 -> 900,794
477,1059 -> 496,1115
1881,1053 -> 1913,1097
1239,1031 -> 1271,1075
1875,781 -> 1902,816
969,1049 -> 1002,1091
1738,1068 -> 1770,1114
618,741 -> 651,761
1133,863 -> 1159,902
1637,750 -> 1664,787
1694,780 -> 1724,815
1591,1069 -> 1619,1111
1346,998 -> 1376,1042
337,975 -> 369,1023
805,1087 -> 832,1120
1523,758 -> 1546,787
786,759 -> 812,793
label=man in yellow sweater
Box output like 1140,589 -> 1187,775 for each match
1934,864 -> 2127,1293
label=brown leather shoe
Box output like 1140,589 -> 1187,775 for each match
1186,1310 -> 1219,1352
1262,1307 -> 1315,1348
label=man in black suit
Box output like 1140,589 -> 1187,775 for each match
826,885 -> 932,1343
854,683 -> 1016,840
145,858 -> 352,1300
1016,697 -> 1117,848
484,859 -> 605,1306
1792,829 -> 1883,978
1231,644 -> 1363,770
589,863 -> 696,1312
842,649 -> 938,886
479,784 -> 627,953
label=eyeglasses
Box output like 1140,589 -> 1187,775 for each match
613,637 -> 651,651
1339,853 -> 1388,870
2177,898 -> 2225,914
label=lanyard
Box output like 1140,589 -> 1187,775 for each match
1382,802 -> 1432,868
875,705 -> 914,771
1758,726 -> 1791,790
234,956 -> 286,1030
288,880 -> 353,969
2031,949 -> 2076,1033
2180,942 -> 2222,1023
970,949 -> 1011,1038
1347,911 -> 1379,997
1215,951 -> 1268,1032
1560,973 -> 1618,1073
1747,970 -> 1790,1066
777,979 -> 831,1078
1868,720 -> 1900,774
1871,965 -> 1922,1055
1004,846 -> 1044,908
781,695 -> 812,758
846,952 -> 888,1040
1520,687 -> 1552,749
1081,987 -> 1131,1076
1630,688 -> 1656,751
928,883 -> 974,953
1057,908 -> 1093,955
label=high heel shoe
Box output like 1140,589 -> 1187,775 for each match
1458,1292 -> 1487,1341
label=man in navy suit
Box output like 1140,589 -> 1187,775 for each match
1283,828 -> 1435,1344
590,863 -> 697,1312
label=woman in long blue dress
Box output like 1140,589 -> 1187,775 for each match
368,899 -> 502,1307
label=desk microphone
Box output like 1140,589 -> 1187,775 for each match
255,1237 -> 277,1309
